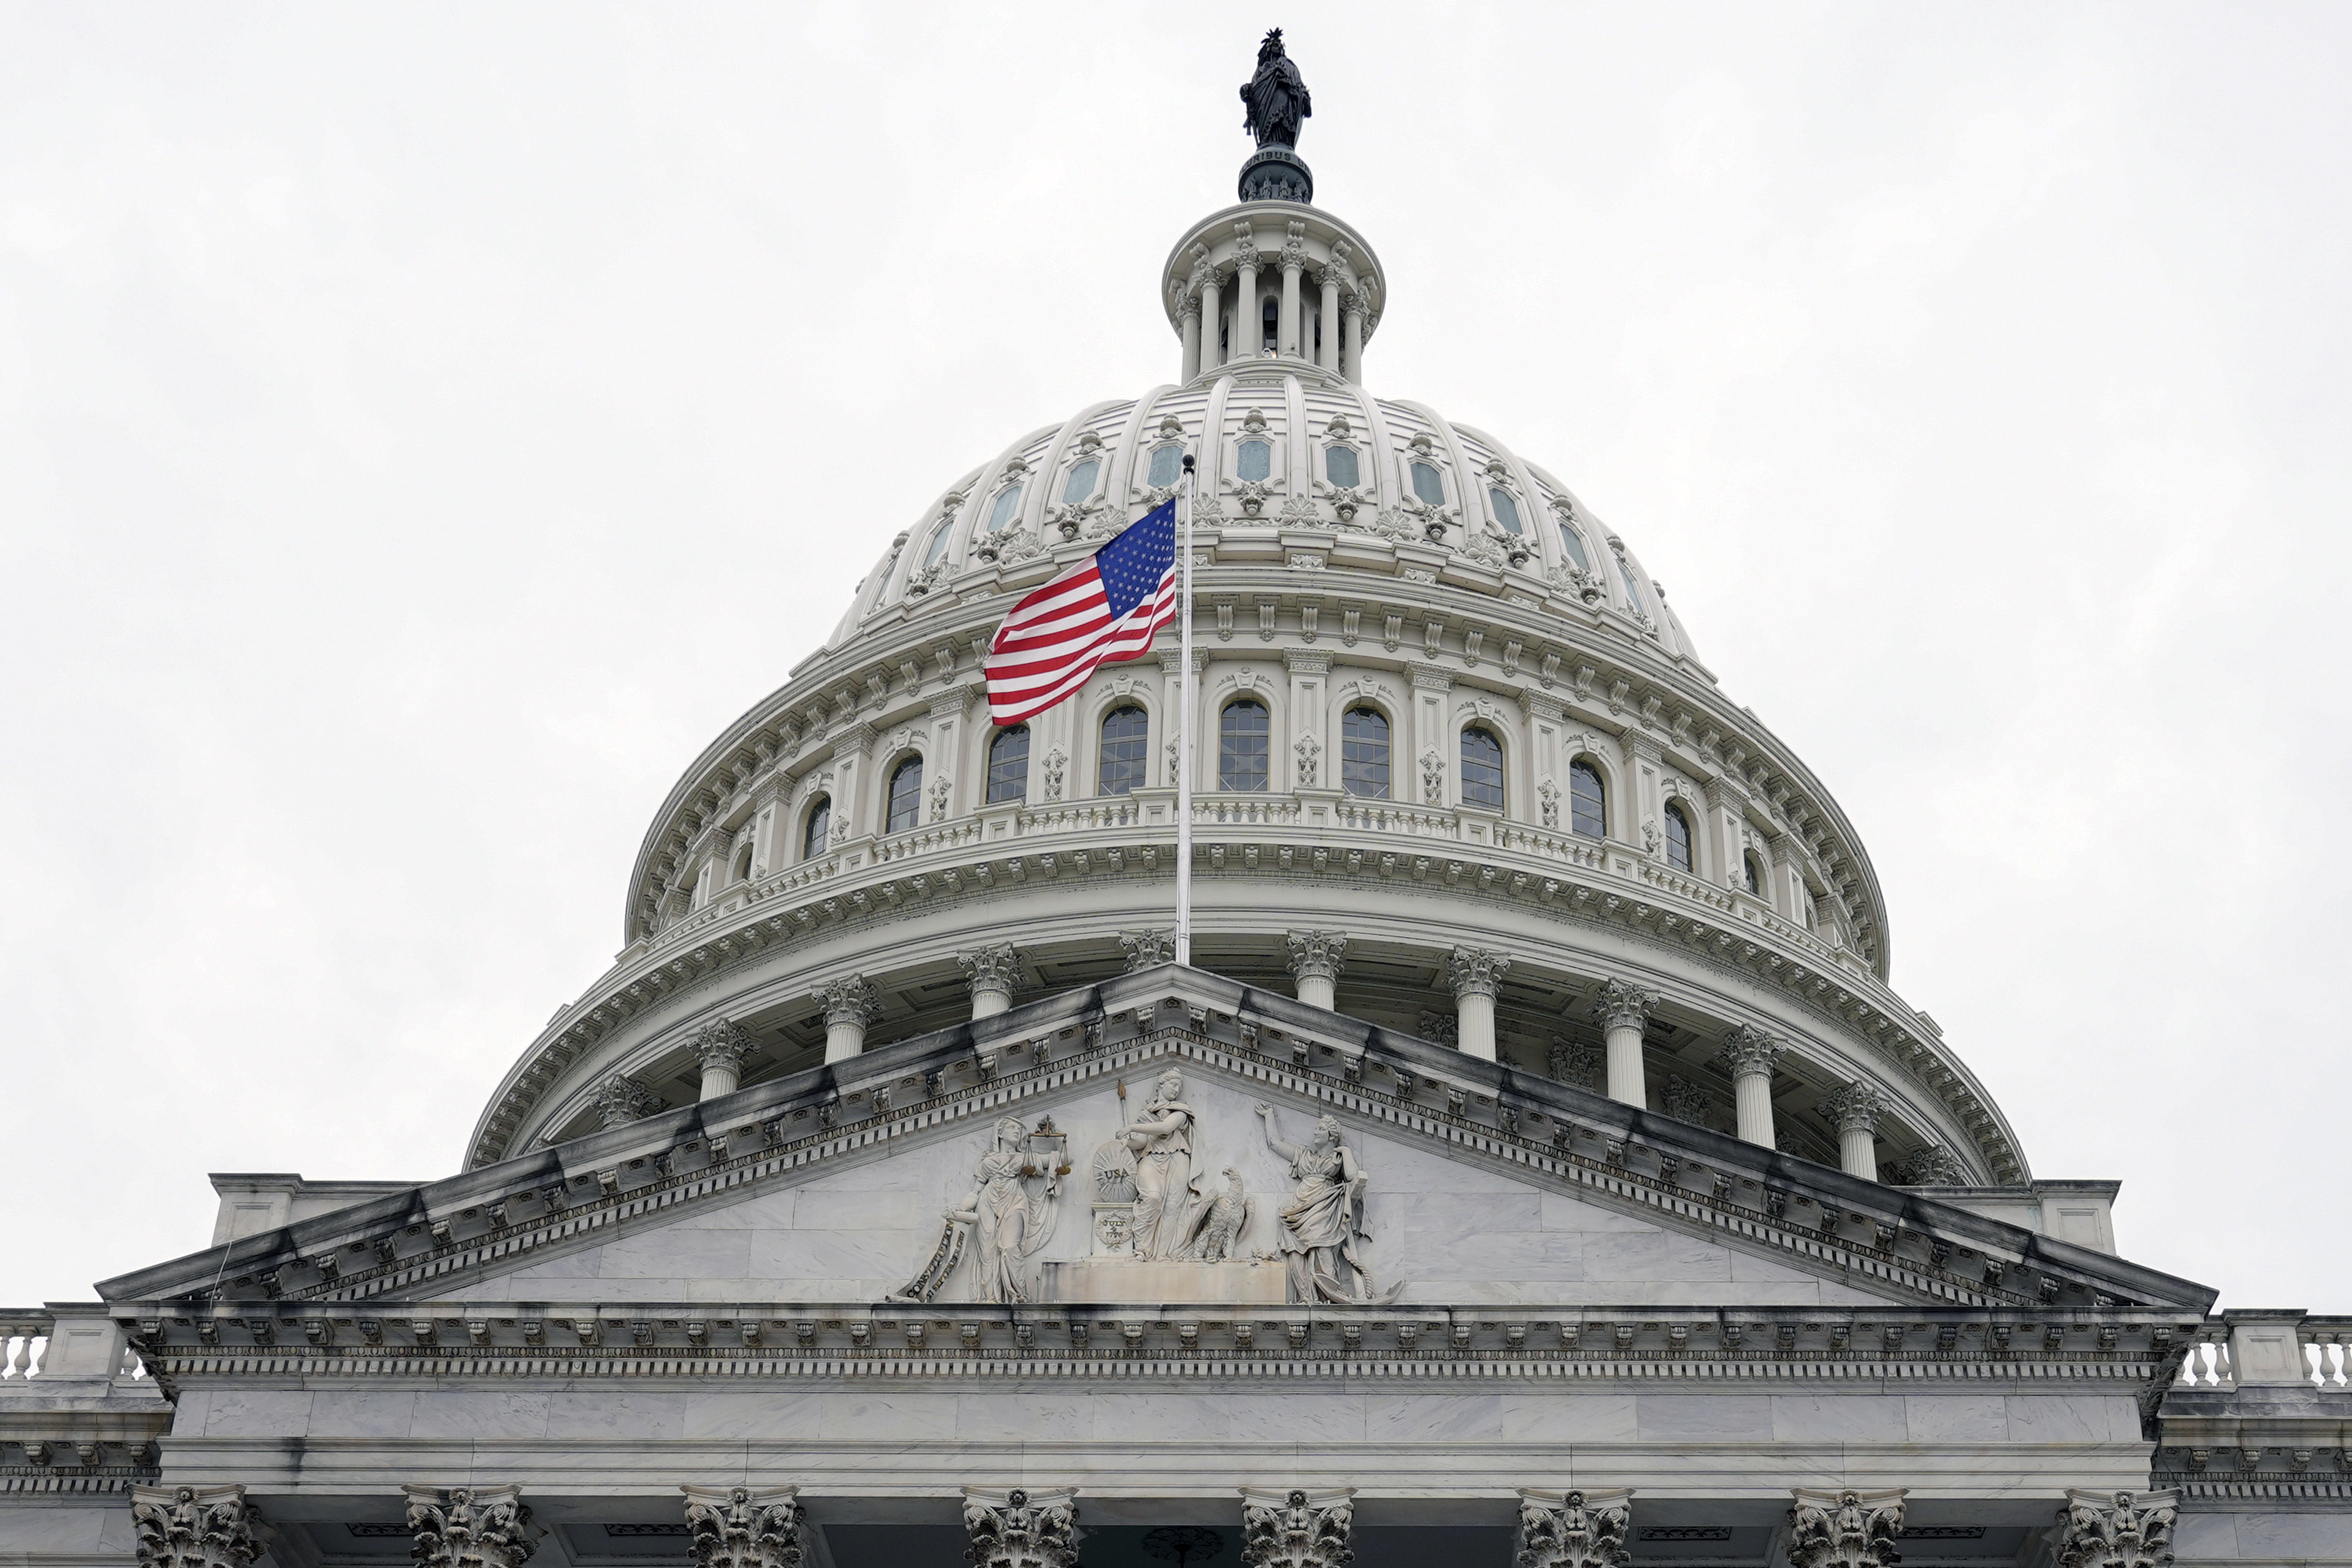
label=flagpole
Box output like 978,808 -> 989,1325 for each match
1175,454 -> 1197,968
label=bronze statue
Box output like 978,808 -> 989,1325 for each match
1240,29 -> 1310,150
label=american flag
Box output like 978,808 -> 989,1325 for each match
985,498 -> 1181,726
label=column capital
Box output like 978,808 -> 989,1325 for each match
814,974 -> 881,1030
1447,945 -> 1511,999
1787,1489 -> 1906,1568
403,1486 -> 537,1568
957,942 -> 1022,996
1407,661 -> 1453,691
2054,1489 -> 2180,1568
1589,979 -> 1661,1032
928,686 -> 976,720
691,1019 -> 756,1074
1285,930 -> 1348,982
1282,647 -> 1332,675
133,1485 -> 265,1568
961,1487 -> 1079,1568
1819,1079 -> 1891,1136
1521,690 -> 1567,723
1119,929 -> 1176,971
681,1486 -> 804,1568
1240,1487 -> 1355,1568
1717,1024 -> 1786,1079
593,1073 -> 660,1130
1515,1489 -> 1632,1568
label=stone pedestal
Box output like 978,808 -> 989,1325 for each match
1040,1258 -> 1287,1304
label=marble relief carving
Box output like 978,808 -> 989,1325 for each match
1516,1489 -> 1632,1568
680,1486 -> 805,1568
893,1116 -> 1066,1304
1256,1104 -> 1398,1304
962,1487 -> 1079,1568
131,1485 -> 264,1568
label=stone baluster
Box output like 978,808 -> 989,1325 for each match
1240,1488 -> 1353,1568
681,1484 -> 806,1568
692,1019 -> 756,1102
961,1487 -> 1079,1568
814,974 -> 882,1064
593,1073 -> 659,1130
403,1485 -> 537,1568
1516,1489 -> 1632,1568
2053,1489 -> 2180,1568
1316,267 -> 1342,372
1286,930 -> 1347,1012
1818,1081 -> 1889,1182
1718,1025 -> 1786,1147
957,943 -> 1021,1019
1786,1489 -> 1906,1568
1447,946 -> 1510,1061
1590,980 -> 1661,1108
1279,224 -> 1307,357
133,1485 -> 265,1568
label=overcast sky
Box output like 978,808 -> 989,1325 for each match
4,3 -> 2346,1309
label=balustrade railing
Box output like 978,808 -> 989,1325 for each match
1,1313 -> 48,1381
2172,1314 -> 2352,1390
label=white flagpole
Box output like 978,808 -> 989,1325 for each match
1175,454 -> 1197,967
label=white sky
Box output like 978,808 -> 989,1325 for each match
3,3 -> 2345,1309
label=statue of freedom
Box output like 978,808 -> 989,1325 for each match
1239,30 -> 1311,150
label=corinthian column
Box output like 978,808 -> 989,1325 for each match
1516,1489 -> 1631,1568
1447,946 -> 1511,1061
1819,1080 -> 1890,1181
1179,290 -> 1202,383
814,974 -> 881,1064
2054,1489 -> 2180,1568
1787,1489 -> 1905,1568
132,1485 -> 264,1568
1286,930 -> 1347,1011
1590,980 -> 1661,1108
403,1486 -> 537,1568
1718,1025 -> 1786,1147
681,1484 -> 805,1568
961,1487 -> 1079,1568
1279,226 -> 1307,357
1233,237 -> 1262,358
957,943 -> 1021,1019
1341,293 -> 1366,383
691,1019 -> 756,1101
1200,269 -> 1224,372
1241,1488 -> 1354,1568
1316,268 -> 1342,372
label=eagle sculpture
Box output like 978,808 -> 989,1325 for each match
1191,1167 -> 1255,1263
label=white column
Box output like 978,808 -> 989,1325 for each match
1317,269 -> 1341,372
1280,261 -> 1303,359
1447,947 -> 1510,1061
1179,295 -> 1202,383
957,944 -> 1019,1020
1718,1025 -> 1785,1147
1286,930 -> 1346,1012
816,975 -> 880,1064
1199,271 -> 1222,372
1591,979 -> 1659,1108
692,1019 -> 754,1102
1820,1080 -> 1889,1181
1233,249 -> 1261,358
1342,295 -> 1366,383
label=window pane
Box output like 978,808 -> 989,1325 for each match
921,520 -> 954,569
1556,520 -> 1591,573
986,483 -> 1024,532
1219,700 -> 1270,791
1489,487 -> 1521,534
1147,443 -> 1182,487
1341,707 -> 1390,799
1569,760 -> 1605,839
1099,705 -> 1149,795
1411,461 -> 1445,506
1461,728 -> 1504,809
1664,804 -> 1692,871
887,758 -> 923,832
1324,444 -> 1359,488
1616,555 -> 1647,614
803,798 -> 831,859
1236,440 -> 1271,482
1743,852 -> 1762,896
988,725 -> 1030,803
1062,460 -> 1099,504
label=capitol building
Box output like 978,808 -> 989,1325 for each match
3,34 -> 2345,1568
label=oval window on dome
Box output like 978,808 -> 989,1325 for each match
985,483 -> 1024,532
1489,487 -> 1522,535
1324,444 -> 1359,489
1062,460 -> 1099,504
1236,440 -> 1271,483
1556,519 -> 1592,574
1410,461 -> 1445,507
1615,554 -> 1648,614
1147,443 -> 1182,488
920,518 -> 954,569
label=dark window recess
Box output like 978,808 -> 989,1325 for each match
1220,700 -> 1271,791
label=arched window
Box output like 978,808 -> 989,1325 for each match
1236,439 -> 1271,482
802,797 -> 831,860
1615,554 -> 1648,615
1461,727 -> 1504,810
1324,444 -> 1359,488
1261,295 -> 1278,352
1340,707 -> 1390,798
1410,461 -> 1446,507
1568,759 -> 1605,840
1489,487 -> 1522,535
1099,705 -> 1149,794
987,725 -> 1030,803
985,483 -> 1024,533
1219,699 -> 1270,791
1743,851 -> 1765,897
1147,443 -> 1183,488
1062,459 -> 1099,503
920,517 -> 954,569
886,757 -> 923,833
1664,801 -> 1693,872
731,844 -> 753,883
1556,518 -> 1592,574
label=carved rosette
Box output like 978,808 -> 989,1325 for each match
961,1487 -> 1079,1568
1240,1488 -> 1354,1568
1285,929 -> 1347,983
592,1074 -> 659,1130
691,1019 -> 756,1076
1717,1024 -> 1786,1081
1119,930 -> 1176,972
404,1484 -> 537,1568
814,975 -> 882,1031
956,943 -> 1022,999
1818,1080 -> 1891,1138
1589,979 -> 1661,1033
132,1484 -> 264,1568
1515,1488 -> 1631,1568
1447,945 -> 1511,999
681,1486 -> 805,1568
2054,1490 -> 2180,1568
1786,1488 -> 1906,1568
